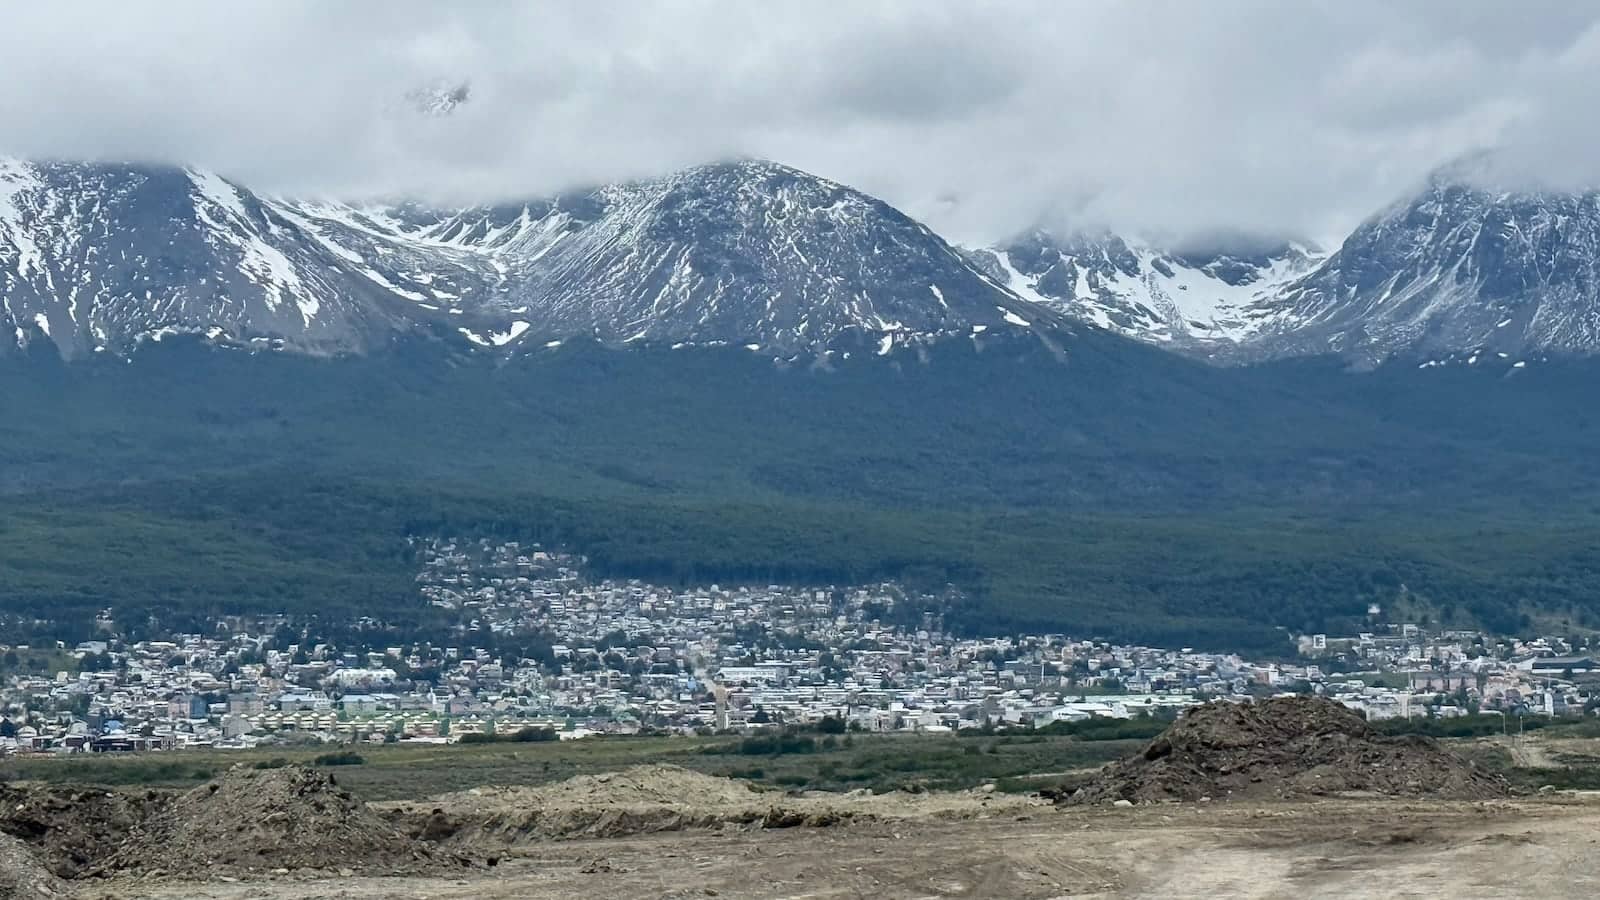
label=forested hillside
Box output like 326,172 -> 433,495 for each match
3,331 -> 1598,654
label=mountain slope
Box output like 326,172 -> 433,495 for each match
967,230 -> 1321,350
973,159 -> 1600,364
5,331 -> 1600,650
0,159 -> 440,358
1,156 -> 1058,358
1258,167 -> 1600,362
12,150 -> 1600,365
285,160 -> 1055,354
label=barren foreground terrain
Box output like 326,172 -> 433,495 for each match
18,699 -> 1600,899
59,795 -> 1600,899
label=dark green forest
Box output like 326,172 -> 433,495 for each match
2,328 -> 1598,654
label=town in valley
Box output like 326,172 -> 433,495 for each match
0,538 -> 1591,754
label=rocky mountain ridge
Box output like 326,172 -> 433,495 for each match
0,157 -> 1054,360
5,152 -> 1600,364
972,160 -> 1600,364
965,230 -> 1323,351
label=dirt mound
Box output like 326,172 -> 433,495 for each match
478,765 -> 767,810
390,765 -> 869,843
0,784 -> 165,879
102,765 -> 442,876
0,832 -> 65,899
1068,697 -> 1509,804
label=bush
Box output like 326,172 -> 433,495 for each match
458,726 -> 560,744
510,726 -> 559,743
1371,713 -> 1550,739
1035,716 -> 1170,741
312,750 -> 365,766
737,734 -> 817,756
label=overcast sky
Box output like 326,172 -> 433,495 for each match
2,1 -> 1596,245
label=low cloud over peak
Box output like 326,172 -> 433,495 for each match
3,1 -> 1597,246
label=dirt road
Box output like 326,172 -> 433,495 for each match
77,796 -> 1600,899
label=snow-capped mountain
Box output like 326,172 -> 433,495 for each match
1253,166 -> 1600,362
966,230 -> 1322,349
972,159 -> 1600,364
12,149 -> 1597,367
292,160 -> 1051,353
1,157 -> 1055,359
0,159 -> 432,358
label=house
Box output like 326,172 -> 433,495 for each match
1526,655 -> 1598,675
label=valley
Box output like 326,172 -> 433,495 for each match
7,7 -> 1600,898
3,331 -> 1600,652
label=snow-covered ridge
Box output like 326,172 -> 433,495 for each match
0,156 -> 1056,360
9,151 -> 1599,365
966,230 -> 1325,349
0,158 -> 425,358
272,158 -> 1055,353
1251,172 -> 1600,362
970,155 -> 1600,364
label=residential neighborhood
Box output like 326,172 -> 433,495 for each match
0,538 -> 1593,754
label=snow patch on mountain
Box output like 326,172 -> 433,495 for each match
186,169 -> 316,321
968,230 -> 1323,348
278,159 -> 1058,353
1255,165 -> 1600,361
1,155 -> 1060,359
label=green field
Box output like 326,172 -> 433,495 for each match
12,717 -> 1600,803
0,731 -> 1141,801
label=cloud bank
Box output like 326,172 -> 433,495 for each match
2,1 -> 1596,244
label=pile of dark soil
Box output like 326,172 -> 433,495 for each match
1067,697 -> 1509,804
101,765 -> 444,876
0,784 -> 166,878
0,831 -> 65,898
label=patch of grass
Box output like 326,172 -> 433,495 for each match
1538,719 -> 1600,739
0,731 -> 1140,800
1031,717 -> 1170,741
1502,767 -> 1600,791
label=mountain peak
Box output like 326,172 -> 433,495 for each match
449,157 -> 1055,352
1255,164 -> 1600,361
2,156 -> 1060,359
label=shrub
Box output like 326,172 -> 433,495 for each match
816,716 -> 847,735
510,726 -> 559,743
737,734 -> 816,755
459,726 -> 560,744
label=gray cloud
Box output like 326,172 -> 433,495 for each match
1,1 -> 1597,246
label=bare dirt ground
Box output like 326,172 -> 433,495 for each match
68,795 -> 1600,899
375,764 -> 1046,846
27,701 -> 1599,898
